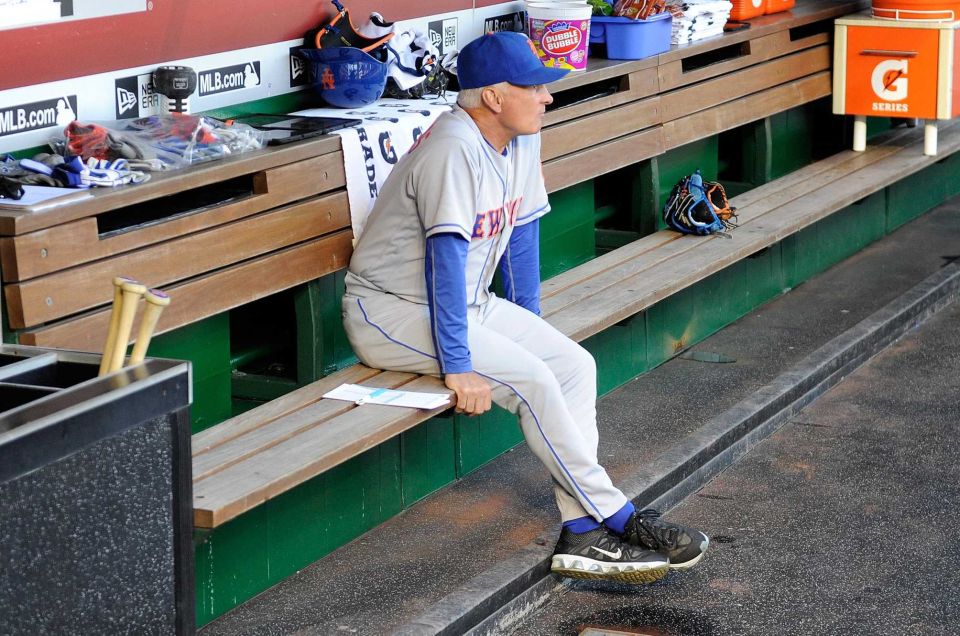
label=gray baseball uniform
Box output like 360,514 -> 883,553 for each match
342,107 -> 629,522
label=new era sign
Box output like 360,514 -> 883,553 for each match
114,73 -> 163,119
428,18 -> 458,55
289,46 -> 309,88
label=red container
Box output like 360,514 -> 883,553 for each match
730,0 -> 764,20
872,1 -> 960,20
764,0 -> 796,15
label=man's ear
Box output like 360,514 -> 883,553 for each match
481,86 -> 503,113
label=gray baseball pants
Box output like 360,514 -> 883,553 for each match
342,291 -> 629,522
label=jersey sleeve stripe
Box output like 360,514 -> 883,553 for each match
425,222 -> 472,240
517,203 -> 550,223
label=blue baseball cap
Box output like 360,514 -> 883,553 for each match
457,31 -> 569,90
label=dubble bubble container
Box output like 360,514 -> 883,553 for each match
589,12 -> 672,60
526,1 -> 593,71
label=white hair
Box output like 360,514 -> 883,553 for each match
456,82 -> 510,109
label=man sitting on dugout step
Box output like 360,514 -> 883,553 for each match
342,31 -> 709,583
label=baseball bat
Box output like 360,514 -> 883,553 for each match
99,276 -> 137,376
106,280 -> 147,373
128,289 -> 170,365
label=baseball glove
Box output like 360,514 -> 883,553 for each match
662,170 -> 737,237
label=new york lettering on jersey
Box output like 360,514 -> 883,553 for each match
472,197 -> 522,239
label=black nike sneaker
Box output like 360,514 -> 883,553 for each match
622,508 -> 710,569
551,526 -> 670,584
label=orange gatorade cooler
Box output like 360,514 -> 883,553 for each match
872,1 -> 960,21
834,12 -> 960,155
730,0 -> 764,21
764,0 -> 795,15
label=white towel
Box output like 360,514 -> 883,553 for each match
294,98 -> 453,243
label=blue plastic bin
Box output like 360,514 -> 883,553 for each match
590,12 -> 672,60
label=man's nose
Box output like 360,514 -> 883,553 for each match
542,89 -> 554,105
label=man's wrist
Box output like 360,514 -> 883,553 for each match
442,362 -> 473,375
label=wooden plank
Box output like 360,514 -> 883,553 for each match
662,72 -> 831,151
19,229 -> 354,351
193,371 -> 417,481
541,233 -> 681,300
539,123 -> 926,305
540,123 -> 938,318
192,364 -> 381,454
1,153 -> 346,283
5,191 -> 350,329
658,0 -> 865,65
543,67 -> 660,128
548,56 -> 658,95
657,29 -> 828,93
193,374 -> 453,528
660,46 -> 830,122
541,96 -> 661,162
544,127 -> 664,193
0,142 -> 344,236
547,122 -> 960,342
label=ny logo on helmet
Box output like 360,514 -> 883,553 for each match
321,68 -> 336,90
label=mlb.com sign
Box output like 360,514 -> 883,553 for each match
0,96 -> 77,138
198,61 -> 261,97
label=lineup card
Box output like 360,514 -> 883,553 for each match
323,384 -> 451,410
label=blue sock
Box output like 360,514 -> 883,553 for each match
603,501 -> 635,535
562,516 -> 601,534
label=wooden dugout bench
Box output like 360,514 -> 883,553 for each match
0,138 -> 351,351
189,0 -> 884,529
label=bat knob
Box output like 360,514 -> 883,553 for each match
121,280 -> 147,296
145,289 -> 171,307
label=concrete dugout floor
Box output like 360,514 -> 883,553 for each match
513,269 -> 960,636
201,200 -> 960,636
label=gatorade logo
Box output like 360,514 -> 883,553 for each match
379,132 -> 398,164
752,0 -> 762,7
542,21 -> 581,55
871,59 -> 908,102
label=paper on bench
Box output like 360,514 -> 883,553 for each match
323,383 -> 450,410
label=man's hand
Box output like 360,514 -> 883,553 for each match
444,371 -> 492,416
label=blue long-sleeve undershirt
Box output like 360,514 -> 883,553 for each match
425,220 -> 541,375
499,219 -> 541,315
425,233 -> 472,374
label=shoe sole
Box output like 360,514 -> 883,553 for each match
550,555 -> 670,585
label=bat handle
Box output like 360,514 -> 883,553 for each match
99,276 -> 136,376
129,289 -> 170,365
107,280 -> 147,374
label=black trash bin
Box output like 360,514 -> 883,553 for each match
0,346 -> 193,635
